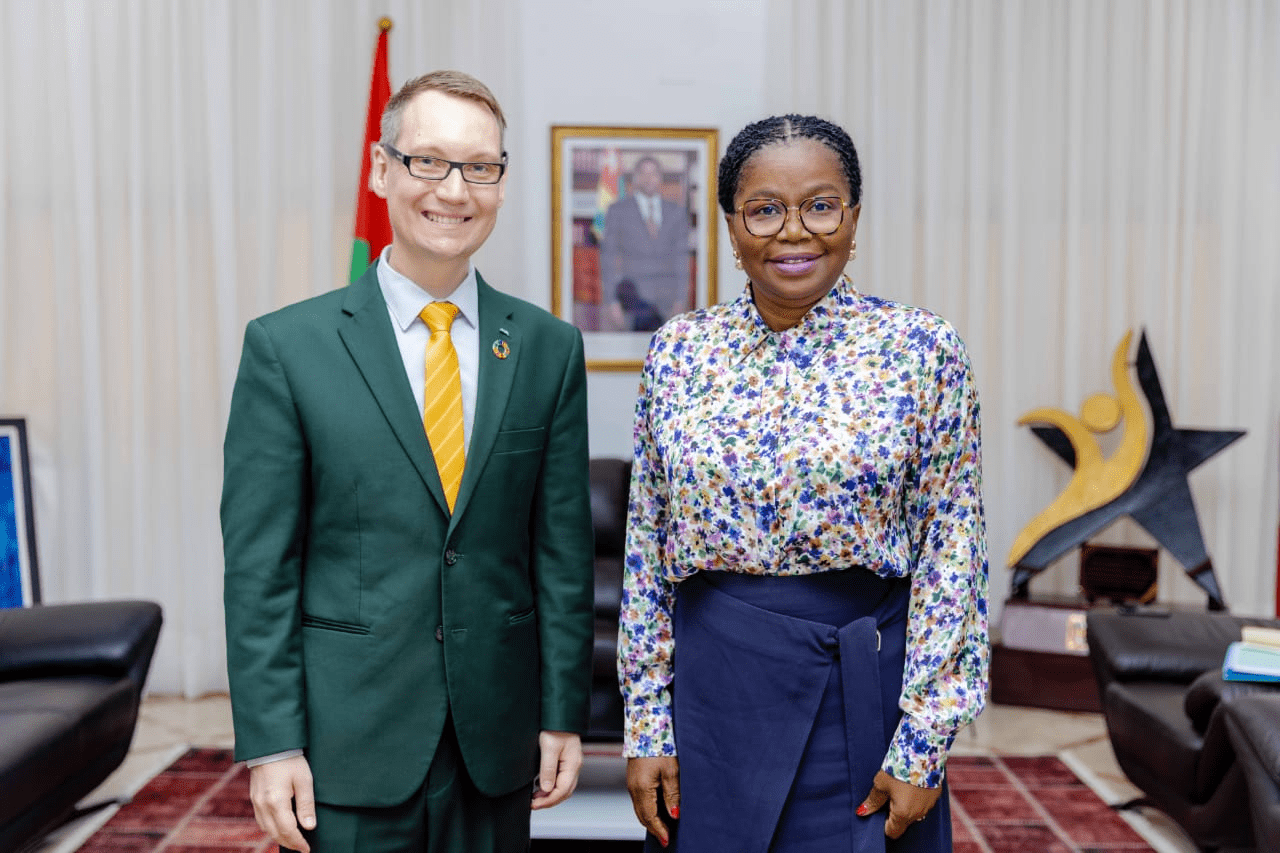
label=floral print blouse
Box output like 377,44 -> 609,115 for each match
617,276 -> 989,788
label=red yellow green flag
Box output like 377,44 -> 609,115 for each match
591,148 -> 621,243
349,18 -> 394,282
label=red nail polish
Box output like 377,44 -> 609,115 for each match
670,805 -> 680,819
856,804 -> 870,817
659,836 -> 669,848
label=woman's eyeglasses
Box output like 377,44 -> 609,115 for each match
736,196 -> 852,237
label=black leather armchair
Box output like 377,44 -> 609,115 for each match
1086,608 -> 1280,852
585,458 -> 630,742
0,600 -> 163,852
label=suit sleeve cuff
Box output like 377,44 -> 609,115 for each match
245,748 -> 304,768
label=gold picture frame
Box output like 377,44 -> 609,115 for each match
551,126 -> 719,371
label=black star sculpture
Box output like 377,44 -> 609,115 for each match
1012,331 -> 1244,610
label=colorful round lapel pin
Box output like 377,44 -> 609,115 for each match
491,339 -> 510,359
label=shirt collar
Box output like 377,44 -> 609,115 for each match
376,246 -> 480,332
723,275 -> 859,366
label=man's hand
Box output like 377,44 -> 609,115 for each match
856,769 -> 942,839
626,756 -> 680,848
248,755 -> 316,852
531,731 -> 582,810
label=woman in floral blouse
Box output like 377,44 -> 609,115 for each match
618,114 -> 989,852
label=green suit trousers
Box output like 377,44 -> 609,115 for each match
287,717 -> 530,853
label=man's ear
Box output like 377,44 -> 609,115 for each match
368,142 -> 389,198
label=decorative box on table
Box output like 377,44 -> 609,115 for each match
991,594 -> 1101,712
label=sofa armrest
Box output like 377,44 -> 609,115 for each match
1222,693 -> 1280,850
1185,669 -> 1280,735
1229,701 -> 1280,781
1087,610 -> 1258,688
0,600 -> 163,687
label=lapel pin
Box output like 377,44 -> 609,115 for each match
492,339 -> 510,359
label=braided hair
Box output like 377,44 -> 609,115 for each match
717,115 -> 861,214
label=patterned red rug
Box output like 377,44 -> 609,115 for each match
949,754 -> 1156,852
73,749 -> 1157,852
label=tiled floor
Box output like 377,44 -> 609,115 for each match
35,694 -> 1200,853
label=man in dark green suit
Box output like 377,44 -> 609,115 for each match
221,70 -> 594,853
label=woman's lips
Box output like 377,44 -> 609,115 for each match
769,254 -> 819,275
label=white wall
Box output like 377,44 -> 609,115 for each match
498,0 -> 769,458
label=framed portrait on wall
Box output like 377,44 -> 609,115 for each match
1,418 -> 40,607
551,126 -> 719,371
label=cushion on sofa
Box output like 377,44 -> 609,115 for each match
0,677 -> 138,827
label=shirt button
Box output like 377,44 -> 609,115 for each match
435,626 -> 444,642
444,549 -> 458,566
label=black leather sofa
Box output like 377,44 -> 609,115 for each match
0,600 -> 163,852
586,457 -> 630,742
1086,608 -> 1280,852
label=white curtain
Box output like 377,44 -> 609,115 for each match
4,0 -> 1278,698
0,0 -> 521,696
764,0 -> 1280,620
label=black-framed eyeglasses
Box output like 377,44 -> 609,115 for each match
381,143 -> 508,185
735,196 -> 852,237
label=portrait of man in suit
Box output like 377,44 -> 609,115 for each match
599,155 -> 693,331
221,70 -> 594,853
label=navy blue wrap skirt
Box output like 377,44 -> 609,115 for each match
647,569 -> 951,853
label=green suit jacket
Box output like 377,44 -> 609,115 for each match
221,265 -> 594,806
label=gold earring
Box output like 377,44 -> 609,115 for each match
734,252 -> 744,270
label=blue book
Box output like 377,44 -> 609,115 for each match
1223,641 -> 1280,683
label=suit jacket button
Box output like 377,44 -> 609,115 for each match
435,625 -> 444,642
444,549 -> 458,566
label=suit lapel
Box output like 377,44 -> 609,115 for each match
337,266 -> 450,514
450,273 -> 521,526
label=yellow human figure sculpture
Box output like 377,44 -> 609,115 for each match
1007,330 -> 1150,567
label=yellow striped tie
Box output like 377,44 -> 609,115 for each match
419,302 -> 465,512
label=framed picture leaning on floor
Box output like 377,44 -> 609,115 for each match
1,418 -> 40,607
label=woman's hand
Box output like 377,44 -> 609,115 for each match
626,756 -> 680,847
856,770 -> 942,839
